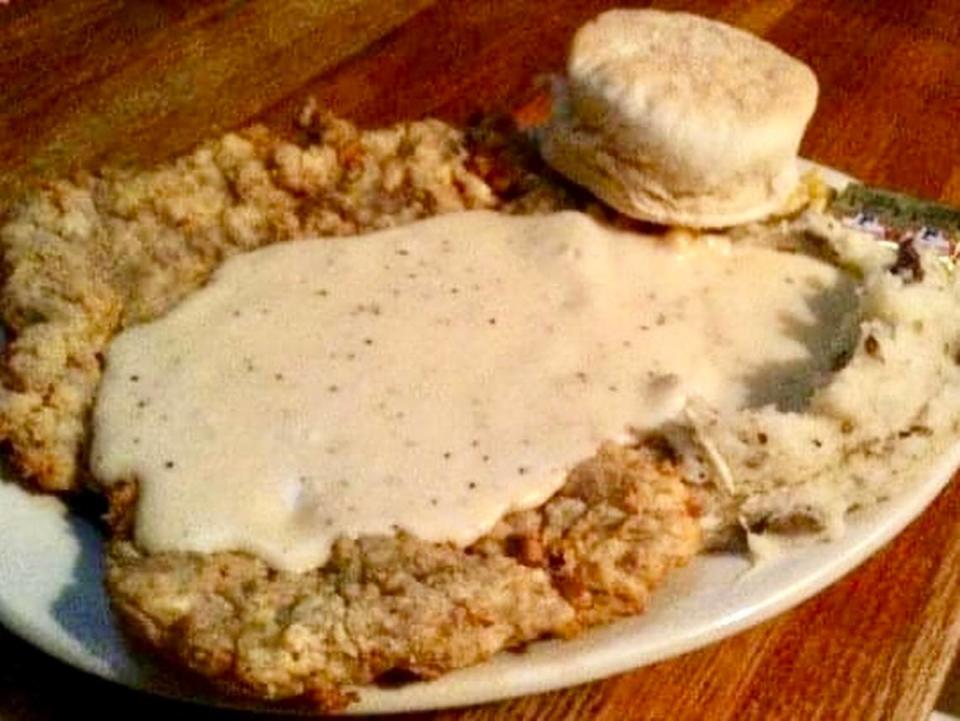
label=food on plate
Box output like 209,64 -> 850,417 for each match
541,9 -> 819,228
0,113 -> 498,493
0,8 -> 958,712
91,210 -> 851,569
674,211 -> 960,546
105,443 -> 699,706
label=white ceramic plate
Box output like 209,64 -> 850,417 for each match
2,162 -> 959,714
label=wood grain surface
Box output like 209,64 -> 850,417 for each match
2,1 -> 960,720
0,0 -> 436,200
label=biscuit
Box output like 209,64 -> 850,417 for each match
541,9 -> 819,227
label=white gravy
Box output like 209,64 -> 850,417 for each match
91,210 -> 847,572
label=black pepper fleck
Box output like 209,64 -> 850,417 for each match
757,432 -> 768,445
356,302 -> 382,316
517,466 -> 528,475
830,349 -> 852,371
137,400 -> 148,409
430,498 -> 438,506
443,451 -> 452,459
164,461 -> 175,469
328,384 -> 340,393
129,374 -> 140,382
468,482 -> 477,490
274,372 -> 285,381
364,338 -> 374,346
488,317 -> 497,326
898,424 -> 933,439
892,241 -> 924,282
314,289 -> 329,297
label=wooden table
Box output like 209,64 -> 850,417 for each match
2,1 -> 959,719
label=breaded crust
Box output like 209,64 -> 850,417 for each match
105,444 -> 701,709
0,112 -> 502,492
1,109 -> 701,710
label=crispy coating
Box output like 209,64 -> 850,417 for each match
106,444 -> 700,709
1,111 -> 700,710
0,113 -> 502,491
